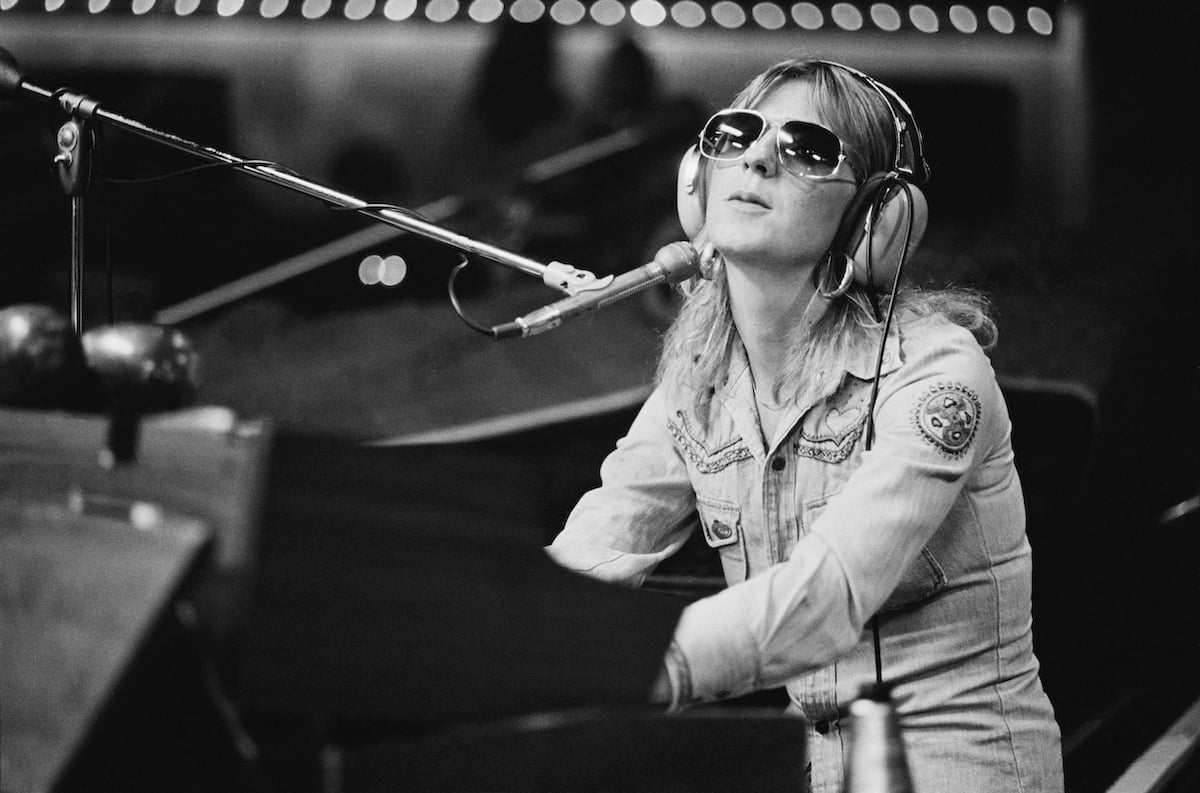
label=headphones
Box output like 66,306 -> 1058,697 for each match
675,60 -> 930,301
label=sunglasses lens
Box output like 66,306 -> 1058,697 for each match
700,111 -> 764,160
778,122 -> 843,177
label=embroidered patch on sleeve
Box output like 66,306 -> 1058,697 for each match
912,383 -> 981,457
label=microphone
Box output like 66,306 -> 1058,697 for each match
491,242 -> 699,339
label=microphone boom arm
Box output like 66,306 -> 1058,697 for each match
1,49 -> 606,297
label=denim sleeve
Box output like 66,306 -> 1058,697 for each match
546,385 -> 700,587
667,324 -> 1006,705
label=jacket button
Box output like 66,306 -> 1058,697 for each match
711,520 -> 733,540
814,719 -> 831,734
771,457 -> 786,471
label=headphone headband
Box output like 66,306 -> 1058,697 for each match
816,60 -> 930,184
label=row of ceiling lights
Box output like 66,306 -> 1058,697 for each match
2,0 -> 1055,34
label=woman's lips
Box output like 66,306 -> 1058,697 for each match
724,188 -> 772,208
728,190 -> 769,208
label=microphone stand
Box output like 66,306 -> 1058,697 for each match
51,92 -> 100,335
0,47 -> 612,331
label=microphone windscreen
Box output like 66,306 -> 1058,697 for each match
654,241 -> 700,283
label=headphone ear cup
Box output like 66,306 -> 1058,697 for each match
842,180 -> 928,288
676,145 -> 704,240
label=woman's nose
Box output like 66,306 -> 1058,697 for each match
742,125 -> 778,176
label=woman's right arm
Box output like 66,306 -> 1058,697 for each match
547,385 -> 699,587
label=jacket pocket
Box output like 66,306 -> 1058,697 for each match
794,403 -> 866,464
696,495 -> 747,584
879,547 -> 946,613
669,411 -> 752,474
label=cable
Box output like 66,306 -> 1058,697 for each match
104,167 -> 114,325
103,159 -> 300,186
446,256 -> 495,336
863,177 -> 917,688
872,615 -> 884,684
332,202 -> 438,225
863,177 -> 914,452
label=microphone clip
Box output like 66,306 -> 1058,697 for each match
542,261 -> 614,296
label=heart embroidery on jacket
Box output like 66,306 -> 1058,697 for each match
823,405 -> 863,437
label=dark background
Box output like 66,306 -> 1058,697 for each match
2,4 -> 1198,792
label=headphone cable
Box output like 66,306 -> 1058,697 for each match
864,178 -> 917,687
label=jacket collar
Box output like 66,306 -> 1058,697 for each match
715,308 -> 905,457
846,320 -> 904,381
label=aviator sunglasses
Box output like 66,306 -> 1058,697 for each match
698,108 -> 851,180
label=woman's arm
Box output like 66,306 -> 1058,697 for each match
547,385 -> 701,586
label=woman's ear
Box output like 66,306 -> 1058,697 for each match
845,181 -> 928,287
676,145 -> 704,239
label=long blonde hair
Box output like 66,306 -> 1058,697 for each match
657,57 -> 996,423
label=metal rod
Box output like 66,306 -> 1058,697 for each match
69,195 -> 84,333
84,103 -> 553,280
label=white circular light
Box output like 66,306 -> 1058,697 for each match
1027,6 -> 1052,35
359,255 -> 383,286
469,0 -> 503,21
510,0 -> 543,21
549,0 -> 584,23
752,2 -> 786,29
987,5 -> 1014,33
630,0 -> 666,25
830,2 -> 863,30
908,3 -> 937,32
791,2 -> 823,29
670,0 -> 704,26
218,0 -> 245,15
344,0 -> 375,18
260,0 -> 288,16
426,0 -> 458,20
175,0 -> 201,15
131,0 -> 156,13
948,4 -> 977,32
870,2 -> 901,30
380,255 -> 408,287
130,502 -> 164,531
88,0 -> 112,13
711,0 -> 745,27
302,0 -> 332,17
383,0 -> 416,18
590,0 -> 625,25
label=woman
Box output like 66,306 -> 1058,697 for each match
548,57 -> 1064,792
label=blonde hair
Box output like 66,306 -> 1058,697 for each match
657,57 -> 996,422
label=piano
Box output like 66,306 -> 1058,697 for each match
0,405 -> 808,793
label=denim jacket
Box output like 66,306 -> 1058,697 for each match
549,313 -> 1063,793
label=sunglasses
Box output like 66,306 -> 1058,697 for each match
698,108 -> 851,180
